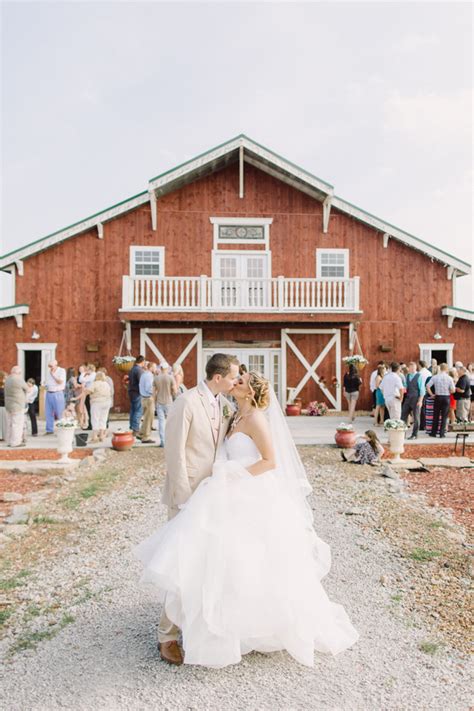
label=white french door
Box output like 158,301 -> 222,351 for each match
203,348 -> 280,401
212,252 -> 270,309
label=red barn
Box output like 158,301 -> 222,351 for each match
1,135 -> 472,411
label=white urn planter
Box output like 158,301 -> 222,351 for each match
387,428 -> 405,462
56,426 -> 75,463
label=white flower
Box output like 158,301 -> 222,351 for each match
383,419 -> 407,431
336,422 -> 354,431
56,417 -> 77,428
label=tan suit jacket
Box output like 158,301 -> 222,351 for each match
162,382 -> 234,515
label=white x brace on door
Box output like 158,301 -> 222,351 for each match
281,329 -> 341,410
140,328 -> 203,381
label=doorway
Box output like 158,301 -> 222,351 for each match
203,347 -> 280,401
24,351 -> 42,413
419,343 -> 454,368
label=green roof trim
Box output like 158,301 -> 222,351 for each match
148,133 -> 334,190
0,190 -> 148,262
334,195 -> 471,269
0,303 -> 29,312
442,305 -> 474,315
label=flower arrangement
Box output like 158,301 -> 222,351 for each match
336,422 -> 354,431
342,355 -> 368,366
307,401 -> 328,416
56,416 -> 78,428
112,355 -> 136,365
383,419 -> 408,431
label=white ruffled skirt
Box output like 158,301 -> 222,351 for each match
134,460 -> 359,668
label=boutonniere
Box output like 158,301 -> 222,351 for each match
222,404 -> 231,420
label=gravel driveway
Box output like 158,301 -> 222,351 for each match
0,448 -> 471,710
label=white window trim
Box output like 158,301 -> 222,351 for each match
419,343 -> 454,368
212,250 -> 272,279
316,248 -> 349,279
130,246 -> 165,278
210,216 -> 272,249
16,343 -> 57,384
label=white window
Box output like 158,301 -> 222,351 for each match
212,251 -> 271,308
316,249 -> 349,279
130,246 -> 165,277
210,217 -> 272,249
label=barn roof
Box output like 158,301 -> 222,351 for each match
0,134 -> 470,275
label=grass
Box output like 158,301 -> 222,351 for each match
390,594 -> 402,603
8,613 -> 75,655
0,569 -> 32,591
0,607 -> 14,626
32,515 -> 62,525
419,641 -> 441,655
60,467 -> 121,509
409,548 -> 442,563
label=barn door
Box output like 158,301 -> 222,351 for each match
281,329 -> 341,409
140,328 -> 203,384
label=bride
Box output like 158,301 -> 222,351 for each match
134,371 -> 359,668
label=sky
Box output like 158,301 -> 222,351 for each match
1,1 -> 473,308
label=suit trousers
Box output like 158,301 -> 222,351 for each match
401,397 -> 420,436
158,505 -> 181,643
431,395 -> 450,436
139,397 -> 155,439
455,398 -> 470,422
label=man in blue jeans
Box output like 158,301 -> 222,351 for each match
154,362 -> 176,447
128,356 -> 145,436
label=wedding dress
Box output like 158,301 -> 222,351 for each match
134,430 -> 360,668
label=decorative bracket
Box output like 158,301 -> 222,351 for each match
447,314 -> 455,328
149,190 -> 157,231
97,223 -> 104,239
383,233 -> 390,248
323,196 -> 332,234
447,266 -> 455,280
14,313 -> 23,328
14,260 -> 24,276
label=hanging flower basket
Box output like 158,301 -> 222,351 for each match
112,356 -> 136,374
342,355 -> 368,371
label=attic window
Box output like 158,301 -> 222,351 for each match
316,249 -> 349,279
130,246 -> 165,277
210,216 -> 272,249
218,225 -> 264,241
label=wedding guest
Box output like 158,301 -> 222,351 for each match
154,362 -> 177,446
341,430 -> 384,465
468,363 -> 474,421
454,366 -> 471,423
4,366 -> 28,447
139,362 -> 156,444
98,367 -> 114,427
448,368 -> 458,425
401,362 -> 423,439
369,361 -> 385,412
373,364 -> 386,426
0,370 -> 6,441
172,363 -> 186,398
342,364 -> 362,422
380,362 -> 405,420
82,363 -> 96,431
427,363 -> 455,438
128,355 -> 145,436
418,360 -> 431,430
65,367 -> 78,406
429,358 -> 438,373
424,366 -> 440,435
74,366 -> 88,430
26,378 -> 39,437
86,371 -> 112,443
44,360 -> 66,434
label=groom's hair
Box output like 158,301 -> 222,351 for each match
206,353 -> 239,380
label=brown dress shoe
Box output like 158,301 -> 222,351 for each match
158,640 -> 183,666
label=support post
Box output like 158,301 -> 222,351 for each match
239,145 -> 244,199
323,196 -> 332,234
149,190 -> 157,231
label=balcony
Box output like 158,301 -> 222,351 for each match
121,275 -> 360,313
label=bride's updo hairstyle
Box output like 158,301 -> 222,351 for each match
248,371 -> 271,410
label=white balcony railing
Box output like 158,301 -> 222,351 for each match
121,275 -> 360,312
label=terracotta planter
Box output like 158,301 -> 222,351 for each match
286,404 -> 302,416
334,429 -> 357,448
113,360 -> 136,374
112,430 -> 135,451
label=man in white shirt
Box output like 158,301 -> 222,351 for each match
44,360 -> 66,433
380,362 -> 405,420
427,363 -> 455,438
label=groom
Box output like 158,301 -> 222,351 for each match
159,352 -> 240,665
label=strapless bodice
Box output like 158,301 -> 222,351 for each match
224,431 -> 260,467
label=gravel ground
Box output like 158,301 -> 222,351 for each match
0,448 -> 471,711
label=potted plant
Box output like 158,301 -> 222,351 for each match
55,416 -> 77,463
342,355 -> 368,372
384,419 -> 408,462
112,355 -> 136,374
307,401 -> 328,416
334,422 -> 357,448
285,387 -> 302,416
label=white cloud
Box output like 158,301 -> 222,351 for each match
395,33 -> 439,53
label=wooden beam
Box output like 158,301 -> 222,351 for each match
239,145 -> 244,199
323,196 -> 332,233
149,190 -> 157,231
